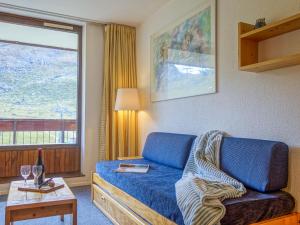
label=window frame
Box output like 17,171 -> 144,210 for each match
0,12 -> 82,149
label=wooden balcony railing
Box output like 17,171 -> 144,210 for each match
0,119 -> 81,180
0,119 -> 77,145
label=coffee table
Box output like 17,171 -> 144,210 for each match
5,177 -> 77,225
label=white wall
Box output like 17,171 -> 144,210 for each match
137,0 -> 300,210
66,22 -> 104,187
0,0 -> 170,26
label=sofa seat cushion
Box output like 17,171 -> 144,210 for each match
142,132 -> 196,169
97,158 -> 184,224
222,189 -> 294,225
220,137 -> 289,192
96,159 -> 294,225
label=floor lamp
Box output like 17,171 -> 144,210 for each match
115,88 -> 140,155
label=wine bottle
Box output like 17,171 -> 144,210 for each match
36,148 -> 45,185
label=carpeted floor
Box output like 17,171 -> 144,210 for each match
0,186 -> 113,225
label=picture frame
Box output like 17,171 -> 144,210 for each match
150,0 -> 216,102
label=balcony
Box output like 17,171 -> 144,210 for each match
0,119 -> 77,146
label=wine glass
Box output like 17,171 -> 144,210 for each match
20,165 -> 31,185
32,165 -> 43,186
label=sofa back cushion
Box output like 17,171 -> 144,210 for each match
220,137 -> 288,192
142,132 -> 196,169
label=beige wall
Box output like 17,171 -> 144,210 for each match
137,0 -> 300,210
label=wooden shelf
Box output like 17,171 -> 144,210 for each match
240,53 -> 300,72
240,12 -> 300,41
239,12 -> 300,72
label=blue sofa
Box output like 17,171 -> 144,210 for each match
95,132 -> 295,225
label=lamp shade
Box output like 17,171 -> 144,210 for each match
115,88 -> 140,111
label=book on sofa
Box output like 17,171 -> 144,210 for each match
114,163 -> 149,173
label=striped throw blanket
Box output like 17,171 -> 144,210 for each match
175,130 -> 246,225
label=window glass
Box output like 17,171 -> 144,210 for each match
0,21 -> 80,145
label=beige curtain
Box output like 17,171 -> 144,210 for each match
99,24 -> 138,160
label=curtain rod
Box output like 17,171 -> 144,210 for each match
0,2 -> 105,24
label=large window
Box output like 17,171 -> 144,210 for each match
0,13 -> 82,146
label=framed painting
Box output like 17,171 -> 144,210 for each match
150,0 -> 216,102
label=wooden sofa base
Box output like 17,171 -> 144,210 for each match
92,173 -> 299,225
92,173 -> 175,225
252,213 -> 299,225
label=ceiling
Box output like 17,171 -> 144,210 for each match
0,0 -> 170,26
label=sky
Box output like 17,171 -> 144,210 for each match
0,21 -> 78,50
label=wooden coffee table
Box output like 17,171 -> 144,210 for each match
5,177 -> 77,225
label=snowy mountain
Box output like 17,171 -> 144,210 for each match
0,42 -> 78,119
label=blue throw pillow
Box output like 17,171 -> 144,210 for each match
220,137 -> 288,192
142,132 -> 196,169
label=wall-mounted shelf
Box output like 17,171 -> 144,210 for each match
239,13 -> 300,72
240,53 -> 300,72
